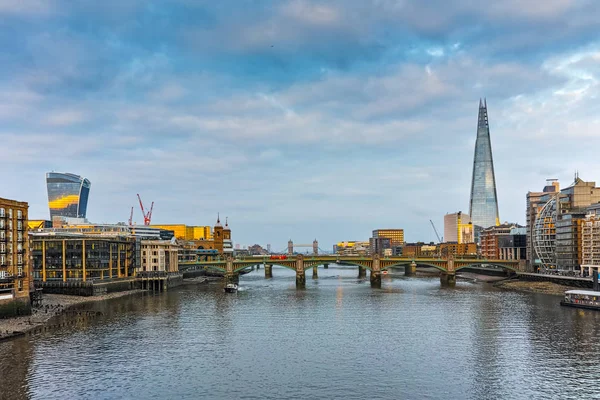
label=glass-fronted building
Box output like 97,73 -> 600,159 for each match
469,99 -> 500,236
46,172 -> 91,219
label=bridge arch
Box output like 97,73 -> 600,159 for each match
328,260 -> 373,271
382,262 -> 447,273
234,263 -> 296,273
455,263 -> 518,273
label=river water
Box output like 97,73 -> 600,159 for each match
1,266 -> 600,400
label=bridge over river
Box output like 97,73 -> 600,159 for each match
179,254 -> 521,288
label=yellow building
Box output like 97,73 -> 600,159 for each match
372,229 -> 404,246
335,241 -> 370,256
28,220 -> 52,230
440,243 -> 478,257
150,224 -> 213,241
0,197 -> 32,316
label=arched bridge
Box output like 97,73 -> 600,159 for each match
179,254 -> 521,288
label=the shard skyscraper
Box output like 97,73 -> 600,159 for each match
469,99 -> 500,232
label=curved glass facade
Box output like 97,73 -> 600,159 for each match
469,99 -> 500,231
46,173 -> 91,219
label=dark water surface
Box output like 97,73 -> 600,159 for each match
2,266 -> 600,400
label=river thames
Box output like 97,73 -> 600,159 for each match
1,266 -> 600,399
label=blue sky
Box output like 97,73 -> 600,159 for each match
2,0 -> 600,251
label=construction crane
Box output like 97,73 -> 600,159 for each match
137,194 -> 154,226
128,207 -> 134,226
430,220 -> 442,243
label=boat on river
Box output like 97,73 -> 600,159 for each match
561,290 -> 600,310
224,283 -> 238,293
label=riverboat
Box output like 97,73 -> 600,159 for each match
224,283 -> 238,293
560,290 -> 600,310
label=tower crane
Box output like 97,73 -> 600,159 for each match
128,206 -> 134,226
430,220 -> 442,243
137,194 -> 154,226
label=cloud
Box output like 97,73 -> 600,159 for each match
0,0 -> 56,16
44,110 -> 88,126
2,1 -> 600,248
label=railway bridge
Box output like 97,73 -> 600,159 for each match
179,254 -> 521,288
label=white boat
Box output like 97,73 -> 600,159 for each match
561,290 -> 600,310
224,283 -> 238,293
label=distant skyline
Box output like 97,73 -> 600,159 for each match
2,1 -> 600,250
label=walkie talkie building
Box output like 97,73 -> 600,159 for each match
469,99 -> 500,232
46,172 -> 91,219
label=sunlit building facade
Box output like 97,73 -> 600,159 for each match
0,198 -> 31,316
469,99 -> 500,235
46,172 -> 91,219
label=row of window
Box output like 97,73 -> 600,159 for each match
0,220 -> 24,230
0,254 -> 23,265
0,208 -> 23,219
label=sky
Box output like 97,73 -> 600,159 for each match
2,0 -> 600,252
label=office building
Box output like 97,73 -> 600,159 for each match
0,198 -> 31,317
497,227 -> 527,261
444,212 -> 474,244
481,223 -> 523,259
469,99 -> 500,233
149,224 -> 212,241
30,232 -> 137,283
439,242 -> 477,258
335,241 -> 370,256
139,240 -> 179,273
532,176 -> 600,271
46,172 -> 91,220
403,243 -> 437,257
525,179 -> 559,270
581,204 -> 600,276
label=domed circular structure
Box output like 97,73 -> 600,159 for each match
533,197 -> 557,269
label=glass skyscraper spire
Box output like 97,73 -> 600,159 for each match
469,99 -> 500,230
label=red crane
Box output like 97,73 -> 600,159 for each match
137,194 -> 154,226
128,206 -> 134,226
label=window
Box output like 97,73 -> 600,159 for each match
0,208 -> 4,217
8,209 -> 12,218
17,210 -> 22,219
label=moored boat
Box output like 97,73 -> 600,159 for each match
560,290 -> 600,310
224,283 -> 238,293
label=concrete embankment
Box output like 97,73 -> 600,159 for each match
0,290 -> 145,342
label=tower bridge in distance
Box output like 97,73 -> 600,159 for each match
179,254 -> 520,288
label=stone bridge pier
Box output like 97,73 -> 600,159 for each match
296,255 -> 305,288
440,256 -> 456,287
225,257 -> 239,284
370,255 -> 381,288
405,261 -> 417,276
358,266 -> 366,279
264,264 -> 273,278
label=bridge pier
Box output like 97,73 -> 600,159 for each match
312,266 -> 318,279
358,266 -> 366,279
265,264 -> 272,278
440,273 -> 456,287
324,264 -> 329,269
296,270 -> 306,288
370,255 -> 381,288
225,273 -> 239,284
370,270 -> 381,288
296,255 -> 305,288
405,261 -> 416,276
